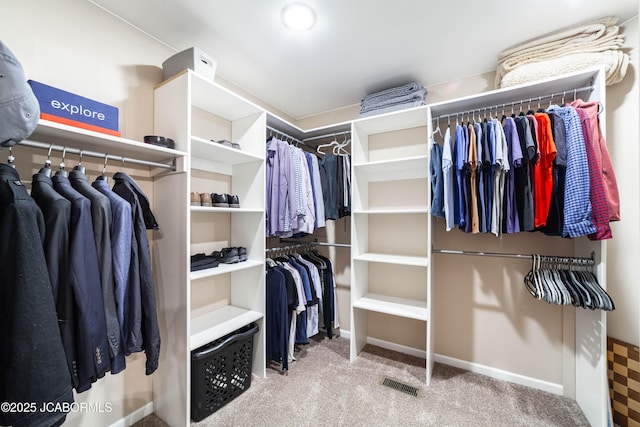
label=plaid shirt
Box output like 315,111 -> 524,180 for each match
550,106 -> 596,238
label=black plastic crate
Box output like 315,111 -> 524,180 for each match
191,322 -> 259,422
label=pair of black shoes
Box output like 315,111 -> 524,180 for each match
211,247 -> 248,264
190,253 -> 220,271
212,193 -> 240,208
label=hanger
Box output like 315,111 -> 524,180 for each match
73,150 -> 86,174
56,146 -> 68,177
431,118 -> 442,144
96,153 -> 109,182
38,144 -> 54,177
7,147 -> 15,169
316,136 -> 339,156
333,133 -> 350,155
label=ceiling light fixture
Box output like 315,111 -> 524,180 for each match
281,3 -> 316,31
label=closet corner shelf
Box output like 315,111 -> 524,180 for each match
190,259 -> 264,281
353,155 -> 429,182
190,305 -> 263,351
191,136 -> 263,165
353,293 -> 429,321
190,206 -> 264,214
30,119 -> 186,162
354,253 -> 429,267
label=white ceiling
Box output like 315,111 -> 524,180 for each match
90,0 -> 638,120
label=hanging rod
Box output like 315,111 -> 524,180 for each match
432,84 -> 595,123
18,139 -> 176,171
279,238 -> 351,248
432,248 -> 595,265
266,125 -> 306,146
266,242 -> 316,254
302,130 -> 351,144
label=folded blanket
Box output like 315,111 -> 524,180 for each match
360,88 -> 427,114
498,50 -> 629,88
361,81 -> 425,109
359,99 -> 426,118
496,16 -> 628,88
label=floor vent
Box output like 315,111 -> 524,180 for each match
381,377 -> 419,397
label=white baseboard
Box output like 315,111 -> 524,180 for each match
108,402 -> 154,427
361,335 -> 563,396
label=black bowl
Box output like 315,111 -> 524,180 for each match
144,135 -> 175,149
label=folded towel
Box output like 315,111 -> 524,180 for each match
361,81 -> 425,109
359,99 -> 426,118
360,88 -> 427,114
498,50 -> 629,88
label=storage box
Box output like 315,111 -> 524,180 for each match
191,322 -> 258,422
162,47 -> 217,81
27,80 -> 120,136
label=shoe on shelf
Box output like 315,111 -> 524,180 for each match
190,192 -> 201,206
227,194 -> 240,208
231,142 -> 241,150
211,247 -> 239,264
213,139 -> 234,148
235,246 -> 248,262
212,193 -> 229,208
200,193 -> 212,207
190,253 -> 219,271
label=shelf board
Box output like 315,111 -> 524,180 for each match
353,208 -> 430,215
190,206 -> 264,214
353,293 -> 429,321
354,253 -> 429,267
29,120 -> 186,163
191,136 -> 263,164
353,155 -> 428,182
189,72 -> 265,121
190,305 -> 263,350
190,259 -> 263,280
353,105 -> 428,135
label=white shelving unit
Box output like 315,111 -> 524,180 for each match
349,105 -> 434,385
152,70 -> 266,426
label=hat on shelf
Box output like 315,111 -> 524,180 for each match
0,39 -> 40,147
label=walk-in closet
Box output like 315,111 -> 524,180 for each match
3,1 -> 639,426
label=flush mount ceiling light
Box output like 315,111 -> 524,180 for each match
281,3 -> 316,31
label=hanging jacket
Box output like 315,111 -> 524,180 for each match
31,171 -> 79,389
112,172 -> 161,375
0,164 -> 74,427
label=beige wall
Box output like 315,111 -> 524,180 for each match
4,0 -> 639,423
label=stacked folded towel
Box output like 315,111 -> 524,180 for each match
496,16 -> 629,88
360,81 -> 427,117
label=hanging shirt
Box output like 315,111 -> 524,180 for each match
573,107 -> 612,240
512,116 -> 535,232
570,99 -> 620,221
502,117 -> 522,234
491,118 -> 508,236
467,123 -> 479,233
430,138 -> 445,217
532,113 -> 557,228
455,124 -> 467,229
441,127 -> 457,231
548,106 -> 596,238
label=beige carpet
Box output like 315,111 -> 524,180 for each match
137,333 -> 590,426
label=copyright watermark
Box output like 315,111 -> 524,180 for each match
1,401 -> 112,414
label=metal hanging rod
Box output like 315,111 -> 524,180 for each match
432,84 -> 595,123
18,139 -> 176,171
279,238 -> 351,248
302,130 -> 351,144
266,242 -> 316,254
432,248 -> 595,265
266,125 -> 306,146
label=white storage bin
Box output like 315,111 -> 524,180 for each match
162,47 -> 217,81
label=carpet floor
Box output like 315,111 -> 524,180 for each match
137,333 -> 590,426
